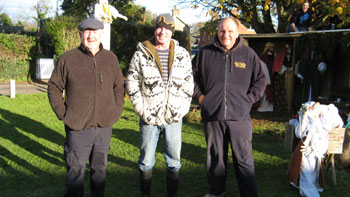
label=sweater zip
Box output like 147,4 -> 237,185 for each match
224,54 -> 229,119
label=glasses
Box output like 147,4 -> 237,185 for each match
156,16 -> 173,25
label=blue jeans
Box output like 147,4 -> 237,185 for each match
138,119 -> 182,172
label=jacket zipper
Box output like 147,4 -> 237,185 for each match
224,54 -> 229,119
100,73 -> 103,91
93,57 -> 97,124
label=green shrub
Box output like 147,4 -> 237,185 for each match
0,33 -> 36,81
0,33 -> 35,60
0,59 -> 29,81
111,21 -> 191,75
44,16 -> 81,58
111,22 -> 154,74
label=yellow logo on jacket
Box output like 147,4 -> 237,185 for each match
234,62 -> 246,69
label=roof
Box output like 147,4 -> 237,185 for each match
242,29 -> 350,39
174,16 -> 190,28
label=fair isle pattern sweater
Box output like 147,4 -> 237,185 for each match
126,38 -> 194,126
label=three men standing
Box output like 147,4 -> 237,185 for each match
48,18 -> 124,197
192,17 -> 266,197
48,14 -> 264,197
126,13 -> 194,197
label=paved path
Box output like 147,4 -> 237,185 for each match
0,81 -> 48,96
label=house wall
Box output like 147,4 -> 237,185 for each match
174,18 -> 189,33
199,30 -> 214,46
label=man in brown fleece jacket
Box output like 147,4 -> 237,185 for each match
48,18 -> 124,197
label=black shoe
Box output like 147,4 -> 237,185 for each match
139,169 -> 152,197
166,169 -> 179,197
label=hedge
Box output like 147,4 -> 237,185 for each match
0,33 -> 36,81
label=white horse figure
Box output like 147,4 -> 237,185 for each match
95,0 -> 128,23
94,0 -> 128,49
294,101 -> 343,197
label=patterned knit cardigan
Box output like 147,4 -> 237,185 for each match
126,38 -> 194,126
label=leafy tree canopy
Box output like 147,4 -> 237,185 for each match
0,13 -> 12,26
175,0 -> 350,33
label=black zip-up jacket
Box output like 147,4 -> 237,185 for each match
48,44 -> 124,131
290,8 -> 312,30
192,36 -> 266,121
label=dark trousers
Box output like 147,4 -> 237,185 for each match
204,120 -> 258,197
63,125 -> 112,197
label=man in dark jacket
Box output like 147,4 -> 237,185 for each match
192,17 -> 266,197
48,18 -> 124,197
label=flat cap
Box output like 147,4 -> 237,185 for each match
78,18 -> 104,31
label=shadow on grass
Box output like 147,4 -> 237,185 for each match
0,102 -> 344,196
112,124 -> 207,166
0,108 -> 66,196
0,108 -> 64,164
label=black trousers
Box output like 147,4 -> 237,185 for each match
204,119 -> 258,197
63,125 -> 112,197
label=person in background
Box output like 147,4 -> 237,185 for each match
48,17 -> 124,197
289,0 -> 313,32
192,17 -> 266,197
126,13 -> 194,197
272,45 -> 292,114
256,42 -> 276,112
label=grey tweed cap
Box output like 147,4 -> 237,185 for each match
78,18 -> 104,31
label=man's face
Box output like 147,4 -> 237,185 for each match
80,29 -> 103,54
302,2 -> 309,13
155,27 -> 172,47
218,19 -> 239,51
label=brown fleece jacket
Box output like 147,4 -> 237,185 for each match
48,44 -> 124,131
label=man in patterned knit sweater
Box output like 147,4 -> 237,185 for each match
126,13 -> 194,197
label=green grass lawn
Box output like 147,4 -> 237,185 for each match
0,93 -> 349,196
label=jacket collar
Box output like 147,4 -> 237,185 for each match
78,43 -> 103,57
213,35 -> 244,72
142,37 -> 175,75
213,35 -> 243,54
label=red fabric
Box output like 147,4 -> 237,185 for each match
288,140 -> 302,185
272,47 -> 286,73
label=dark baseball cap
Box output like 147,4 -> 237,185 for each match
78,18 -> 104,31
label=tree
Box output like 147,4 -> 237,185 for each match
190,21 -> 206,35
0,13 -> 12,26
61,0 -> 96,18
174,0 -> 350,33
34,0 -> 54,19
312,0 -> 350,29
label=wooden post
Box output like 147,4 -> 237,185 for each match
331,154 -> 336,186
9,80 -> 15,98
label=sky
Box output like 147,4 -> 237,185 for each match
134,0 -> 210,24
0,0 -> 57,22
1,0 -> 210,25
